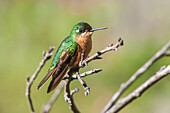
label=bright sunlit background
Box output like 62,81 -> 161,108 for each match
0,0 -> 170,113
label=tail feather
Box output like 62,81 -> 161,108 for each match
37,68 -> 57,90
47,65 -> 69,93
37,50 -> 74,93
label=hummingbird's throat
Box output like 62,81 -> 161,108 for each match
81,31 -> 93,37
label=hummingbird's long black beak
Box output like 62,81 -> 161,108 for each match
90,27 -> 108,32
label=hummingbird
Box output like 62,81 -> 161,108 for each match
37,22 -> 107,93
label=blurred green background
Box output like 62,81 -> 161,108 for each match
0,0 -> 170,113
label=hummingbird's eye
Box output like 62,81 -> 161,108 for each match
79,29 -> 83,33
75,28 -> 84,33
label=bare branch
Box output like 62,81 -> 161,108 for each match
102,41 -> 170,113
42,68 -> 102,113
64,72 -> 80,113
42,81 -> 65,113
71,69 -> 102,80
75,71 -> 90,96
63,68 -> 103,112
25,46 -> 55,113
107,65 -> 170,113
70,88 -> 79,96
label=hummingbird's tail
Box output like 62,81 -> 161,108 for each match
37,68 -> 57,90
37,50 -> 75,93
47,65 -> 69,93
37,65 -> 69,93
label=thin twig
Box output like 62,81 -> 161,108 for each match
71,69 -> 102,80
64,69 -> 102,112
107,65 -> 170,113
42,81 -> 65,113
70,88 -> 79,95
25,46 -> 55,113
102,41 -> 170,113
76,71 -> 90,96
70,69 -> 102,96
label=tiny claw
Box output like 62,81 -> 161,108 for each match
79,61 -> 83,68
79,59 -> 88,68
84,61 -> 88,68
79,51 -> 87,68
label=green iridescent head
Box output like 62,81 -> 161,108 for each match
70,22 -> 108,36
70,22 -> 92,36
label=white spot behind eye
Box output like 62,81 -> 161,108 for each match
76,30 -> 79,32
81,32 -> 86,36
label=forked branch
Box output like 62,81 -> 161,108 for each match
42,68 -> 102,113
107,65 -> 170,113
26,46 -> 55,113
102,41 -> 170,113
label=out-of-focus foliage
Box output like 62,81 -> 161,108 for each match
0,0 -> 169,113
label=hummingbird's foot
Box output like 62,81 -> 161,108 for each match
76,71 -> 90,96
84,60 -> 88,68
79,59 -> 88,68
78,60 -> 83,68
79,51 -> 88,68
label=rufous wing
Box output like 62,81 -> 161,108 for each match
47,51 -> 72,93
